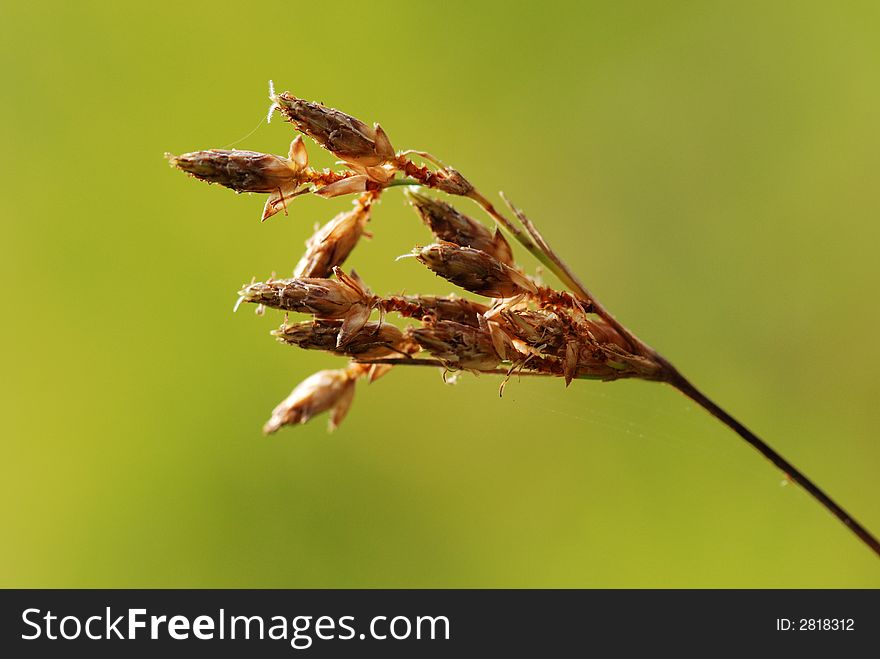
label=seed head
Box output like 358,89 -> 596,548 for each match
499,309 -> 568,353
430,167 -> 474,196
415,242 -> 537,298
408,319 -> 508,371
240,269 -> 374,346
295,194 -> 374,278
167,138 -> 312,221
383,294 -> 489,327
574,342 -> 664,381
272,91 -> 395,177
167,146 -> 303,193
580,318 -> 630,350
405,189 -> 514,265
273,319 -> 411,359
239,269 -> 371,317
263,368 -> 356,434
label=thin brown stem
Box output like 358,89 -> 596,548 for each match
664,367 -> 880,558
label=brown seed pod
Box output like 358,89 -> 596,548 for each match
295,194 -> 375,278
167,137 -> 311,221
408,319 -> 505,371
263,368 -> 356,434
414,242 -> 537,298
273,319 -> 411,360
576,343 -> 664,381
240,268 -> 374,346
430,167 -> 474,196
405,189 -> 514,265
167,147 -> 300,193
498,309 -> 569,354
239,277 -> 358,315
272,90 -> 395,181
382,294 -> 489,327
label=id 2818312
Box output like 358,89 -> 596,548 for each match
776,619 -> 854,631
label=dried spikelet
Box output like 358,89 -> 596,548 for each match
167,138 -> 312,221
397,159 -> 475,196
263,368 -> 356,434
499,308 -> 568,353
430,167 -> 474,196
239,268 -> 374,346
382,294 -> 489,327
294,193 -> 375,278
273,319 -> 413,359
405,189 -> 514,265
237,268 -> 370,317
575,342 -> 664,381
580,317 -> 630,350
415,242 -> 537,298
313,174 -> 371,199
272,91 -> 395,182
408,319 -> 509,371
166,144 -> 302,193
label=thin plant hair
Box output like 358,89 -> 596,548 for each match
167,81 -> 880,559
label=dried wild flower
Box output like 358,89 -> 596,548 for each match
167,83 -> 880,558
415,242 -> 537,298
381,295 -> 489,327
409,319 -> 509,371
406,188 -> 514,265
263,368 -> 357,434
167,137 -> 312,221
272,91 -> 395,183
272,319 -> 412,360
239,268 -> 374,347
294,193 -> 375,278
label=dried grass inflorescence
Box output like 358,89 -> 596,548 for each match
167,82 -> 880,558
168,82 -> 666,433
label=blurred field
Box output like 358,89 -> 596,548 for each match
1,0 -> 878,587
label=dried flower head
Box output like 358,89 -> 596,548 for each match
240,268 -> 374,347
499,308 -> 568,353
238,269 -> 370,316
430,167 -> 474,197
263,368 -> 356,434
273,319 -> 412,359
272,91 -> 395,182
294,193 -> 375,278
415,242 -> 537,298
406,189 -> 514,265
167,137 -> 311,221
382,294 -> 489,327
408,319 -> 515,371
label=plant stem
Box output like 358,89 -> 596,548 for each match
665,367 -> 880,558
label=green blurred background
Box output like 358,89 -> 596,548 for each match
2,1 -> 878,587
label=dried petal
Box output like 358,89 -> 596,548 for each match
314,174 -> 369,198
